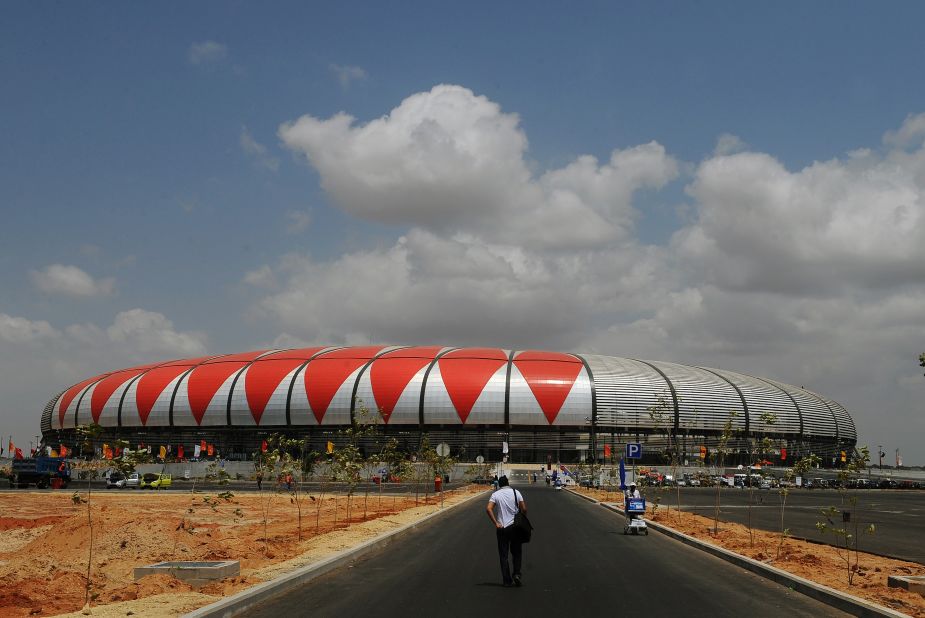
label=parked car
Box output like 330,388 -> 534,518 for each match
878,478 -> 898,490
106,472 -> 126,489
140,472 -> 172,490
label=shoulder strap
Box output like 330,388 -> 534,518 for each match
511,486 -> 520,513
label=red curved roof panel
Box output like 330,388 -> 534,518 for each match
245,358 -> 306,424
89,366 -> 155,423
203,350 -> 269,364
369,348 -> 441,423
187,362 -> 249,425
58,375 -> 106,427
438,349 -> 507,423
514,352 -> 583,424
316,346 -> 386,360
135,366 -> 189,425
159,356 -> 215,367
304,358 -> 368,423
258,347 -> 327,361
442,348 -> 507,360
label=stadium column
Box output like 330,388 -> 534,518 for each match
503,350 -> 515,461
575,355 -> 598,466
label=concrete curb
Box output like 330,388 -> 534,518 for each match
183,488 -> 490,618
564,489 -> 908,618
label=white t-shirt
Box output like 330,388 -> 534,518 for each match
489,487 -> 524,528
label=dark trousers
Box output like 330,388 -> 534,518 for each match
496,526 -> 523,584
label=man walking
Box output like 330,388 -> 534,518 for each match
486,475 -> 526,587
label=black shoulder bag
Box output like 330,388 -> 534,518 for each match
511,487 -> 533,543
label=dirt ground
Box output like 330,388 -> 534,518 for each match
4,485 -> 923,617
577,486 -> 925,617
0,485 -> 483,617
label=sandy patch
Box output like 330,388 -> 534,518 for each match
0,486 -> 483,617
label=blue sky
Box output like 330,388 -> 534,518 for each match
1,2 -> 923,463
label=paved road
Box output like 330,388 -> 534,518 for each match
248,485 -> 847,618
637,487 -> 925,564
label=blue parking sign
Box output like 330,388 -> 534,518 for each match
626,443 -> 642,459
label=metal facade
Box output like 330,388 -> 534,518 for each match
47,346 -> 854,449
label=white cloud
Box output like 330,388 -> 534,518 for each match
883,112 -> 925,148
264,87 -> 925,463
243,265 -> 278,288
329,64 -> 367,88
31,264 -> 115,297
106,309 -> 207,357
0,313 -> 59,343
285,209 -> 312,234
240,126 -> 280,172
675,137 -> 925,294
713,133 -> 747,156
188,41 -> 228,66
279,84 -> 678,249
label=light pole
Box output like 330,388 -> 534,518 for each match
878,445 -> 883,473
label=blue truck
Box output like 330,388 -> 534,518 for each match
10,456 -> 72,489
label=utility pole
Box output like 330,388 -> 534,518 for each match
878,445 -> 883,472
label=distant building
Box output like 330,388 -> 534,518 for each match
41,346 -> 856,466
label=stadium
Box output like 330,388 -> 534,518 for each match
41,346 -> 857,467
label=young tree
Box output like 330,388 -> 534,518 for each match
816,446 -> 875,585
776,453 -> 821,560
647,392 -> 680,523
71,423 -> 108,612
276,436 -> 319,542
745,411 -> 777,546
711,410 -> 738,535
254,439 -> 282,555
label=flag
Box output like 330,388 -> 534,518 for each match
7,438 -> 13,455
840,450 -> 847,462
200,439 -> 207,452
159,445 -> 167,459
603,444 -> 611,458
60,445 -> 68,458
261,440 -> 268,453
194,444 -> 201,458
103,444 -> 113,460
896,449 -> 903,467
14,448 -> 23,460
326,441 -> 334,454
50,449 -> 59,458
700,445 -> 707,459
115,447 -> 123,457
207,443 -> 214,456
177,445 -> 184,459
502,441 -> 509,454
618,458 -> 626,490
780,448 -> 787,461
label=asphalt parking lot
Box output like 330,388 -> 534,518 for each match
634,486 -> 925,564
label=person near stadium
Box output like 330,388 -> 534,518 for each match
486,475 -> 527,587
